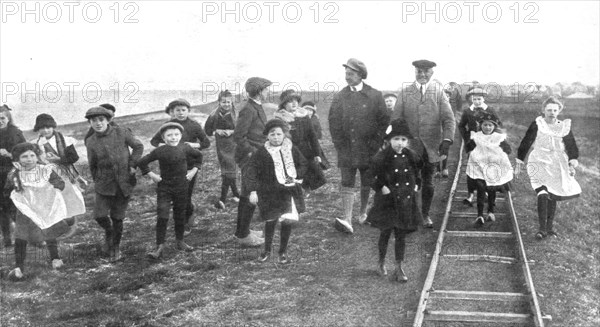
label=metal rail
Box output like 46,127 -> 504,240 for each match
412,141 -> 551,326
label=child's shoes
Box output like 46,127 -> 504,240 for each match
110,246 -> 122,262
231,197 -> 240,203
51,259 -> 64,269
377,260 -> 388,276
462,198 -> 474,207
535,231 -> 546,240
475,216 -> 485,226
147,244 -> 166,260
176,240 -> 194,252
486,213 -> 496,222
257,251 -> 270,262
184,226 -> 192,236
442,168 -> 449,178
547,230 -> 558,238
8,267 -> 23,280
278,252 -> 290,264
390,262 -> 408,282
214,200 -> 226,210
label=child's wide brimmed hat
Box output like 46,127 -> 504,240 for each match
476,111 -> 500,126
159,122 -> 184,135
279,93 -> 302,110
384,119 -> 413,139
33,113 -> 57,132
11,142 -> 40,161
84,106 -> 114,120
466,87 -> 487,98
263,119 -> 289,135
165,99 -> 191,113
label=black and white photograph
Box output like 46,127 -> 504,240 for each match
0,1 -> 598,326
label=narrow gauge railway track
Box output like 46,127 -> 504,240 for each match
412,142 -> 553,326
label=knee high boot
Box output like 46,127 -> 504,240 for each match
95,217 -> 113,254
537,194 -> 549,235
359,186 -> 371,216
547,198 -> 557,233
110,218 -> 123,260
341,187 -> 354,225
378,230 -> 392,276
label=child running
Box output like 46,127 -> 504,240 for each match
246,119 -> 307,264
204,90 -> 240,209
85,106 -> 144,261
6,143 -> 76,280
137,122 -> 203,258
515,96 -> 581,239
366,119 -> 422,282
150,99 -> 210,233
465,111 -> 513,225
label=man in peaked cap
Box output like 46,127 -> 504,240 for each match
391,59 -> 456,229
328,58 -> 389,234
231,77 -> 272,247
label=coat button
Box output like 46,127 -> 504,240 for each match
394,155 -> 397,158
404,169 -> 408,172
406,182 -> 409,185
395,169 -> 398,172
402,154 -> 405,157
407,195 -> 410,199
395,183 -> 399,186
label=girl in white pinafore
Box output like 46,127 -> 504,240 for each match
516,96 -> 581,240
466,111 -> 513,226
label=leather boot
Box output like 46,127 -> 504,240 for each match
147,243 -> 166,259
378,259 -> 388,276
176,240 -> 194,252
391,261 -> 408,282
95,217 -> 113,255
334,188 -> 354,233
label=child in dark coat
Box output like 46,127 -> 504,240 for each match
366,119 -> 422,282
246,119 -> 308,264
85,106 -> 144,261
0,105 -> 26,247
204,90 -> 240,209
137,122 -> 203,258
150,99 -> 210,232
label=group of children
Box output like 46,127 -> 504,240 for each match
0,84 -> 581,282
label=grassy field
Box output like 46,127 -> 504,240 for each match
0,95 -> 598,326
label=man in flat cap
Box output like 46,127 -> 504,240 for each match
328,58 -> 390,234
391,60 -> 456,228
232,77 -> 272,247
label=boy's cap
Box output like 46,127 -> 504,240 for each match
385,118 -> 413,140
12,142 -> 40,162
263,118 -> 289,135
85,106 -> 114,119
33,113 -> 57,132
383,93 -> 397,99
245,77 -> 272,95
476,111 -> 500,126
159,122 -> 184,135
412,59 -> 436,69
343,58 -> 368,79
165,99 -> 191,113
99,103 -> 116,112
466,87 -> 487,97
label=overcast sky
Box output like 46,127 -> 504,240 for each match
1,1 -> 598,96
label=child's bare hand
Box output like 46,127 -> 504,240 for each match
249,191 -> 258,205
381,186 -> 391,195
148,172 -> 162,183
0,149 -> 11,158
186,168 -> 198,181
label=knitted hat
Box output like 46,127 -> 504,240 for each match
11,142 -> 40,161
384,119 -> 413,140
159,122 -> 184,135
466,86 -> 487,98
85,106 -> 114,120
476,111 -> 500,126
245,77 -> 272,97
33,113 -> 57,132
99,103 -> 116,113
343,58 -> 368,79
263,119 -> 290,135
279,93 -> 302,110
165,99 -> 191,113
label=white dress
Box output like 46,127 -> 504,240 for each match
466,132 -> 513,187
526,117 -> 581,198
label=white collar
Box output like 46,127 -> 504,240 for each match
414,81 -> 431,94
250,98 -> 262,105
469,103 -> 488,111
349,81 -> 363,92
